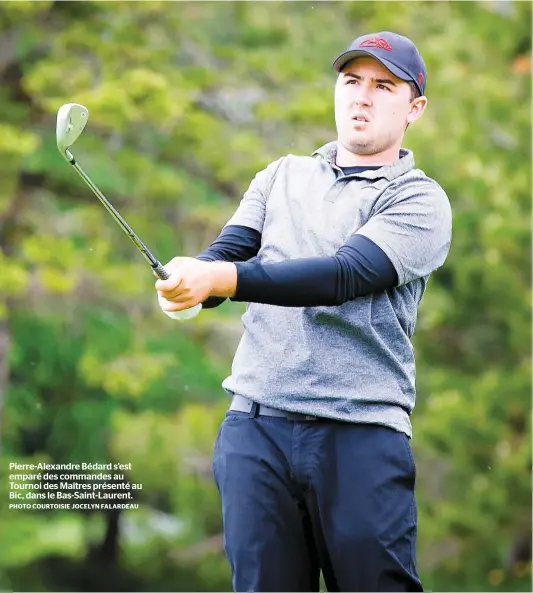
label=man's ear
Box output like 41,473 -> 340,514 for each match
407,96 -> 428,125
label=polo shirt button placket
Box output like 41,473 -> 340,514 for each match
323,181 -> 347,203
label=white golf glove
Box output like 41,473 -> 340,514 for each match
157,293 -> 202,321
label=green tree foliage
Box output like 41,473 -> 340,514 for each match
0,1 -> 530,591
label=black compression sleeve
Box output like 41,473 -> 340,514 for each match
232,235 -> 398,307
195,224 -> 261,309
196,224 -> 261,263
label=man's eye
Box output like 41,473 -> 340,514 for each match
377,84 -> 390,91
347,79 -> 358,84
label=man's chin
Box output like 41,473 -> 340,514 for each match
344,138 -> 376,156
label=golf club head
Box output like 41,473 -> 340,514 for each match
56,103 -> 89,156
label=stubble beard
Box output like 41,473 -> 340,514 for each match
342,128 -> 397,156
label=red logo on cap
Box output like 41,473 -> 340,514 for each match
359,37 -> 392,51
418,72 -> 424,85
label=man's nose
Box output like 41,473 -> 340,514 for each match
352,86 -> 372,106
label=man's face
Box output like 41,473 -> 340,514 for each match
334,56 -> 425,157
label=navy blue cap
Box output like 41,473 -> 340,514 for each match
332,31 -> 427,96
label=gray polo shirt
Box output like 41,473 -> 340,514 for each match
221,141 -> 452,437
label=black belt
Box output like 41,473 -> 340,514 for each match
230,394 -> 320,421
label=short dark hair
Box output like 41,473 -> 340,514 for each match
408,81 -> 421,102
405,82 -> 422,129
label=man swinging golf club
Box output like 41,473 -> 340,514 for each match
156,31 -> 452,592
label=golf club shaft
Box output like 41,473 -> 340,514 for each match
67,158 -> 170,280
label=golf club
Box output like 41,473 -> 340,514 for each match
56,103 -> 201,321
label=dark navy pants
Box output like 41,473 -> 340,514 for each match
212,408 -> 423,592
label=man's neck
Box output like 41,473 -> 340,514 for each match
335,141 -> 401,167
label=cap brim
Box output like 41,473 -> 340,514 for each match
332,49 -> 412,83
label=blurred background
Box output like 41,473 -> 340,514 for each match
0,1 -> 531,591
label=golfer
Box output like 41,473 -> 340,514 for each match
156,31 -> 452,592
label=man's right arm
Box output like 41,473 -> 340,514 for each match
196,225 -> 261,263
196,225 -> 261,308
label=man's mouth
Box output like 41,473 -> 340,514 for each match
352,115 -> 369,123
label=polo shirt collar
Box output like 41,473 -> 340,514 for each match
312,141 -> 415,181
